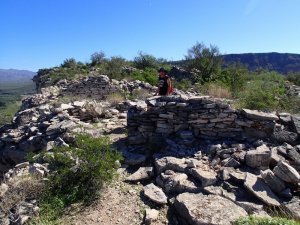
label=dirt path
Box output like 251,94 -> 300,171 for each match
63,168 -> 171,225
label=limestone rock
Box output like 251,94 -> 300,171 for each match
245,144 -> 271,169
143,183 -> 168,205
244,173 -> 281,206
157,170 -> 200,194
273,161 -> 300,184
272,130 -> 299,145
292,116 -> 300,135
0,183 -> 8,197
144,209 -> 159,225
154,157 -> 187,174
284,198 -> 300,220
126,167 -> 154,182
242,109 -> 279,121
261,169 -> 286,194
174,193 -> 247,225
124,153 -> 146,166
190,167 -> 217,187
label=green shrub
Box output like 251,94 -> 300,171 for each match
31,134 -> 122,223
235,215 -> 300,225
61,58 -> 77,68
130,68 -> 157,86
237,72 -> 286,111
185,42 -> 222,83
217,63 -> 248,96
0,101 -> 20,125
173,79 -> 192,91
104,56 -> 127,79
287,72 -> 300,86
133,52 -> 160,70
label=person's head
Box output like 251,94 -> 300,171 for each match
158,68 -> 168,77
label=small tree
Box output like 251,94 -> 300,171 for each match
91,51 -> 106,66
61,58 -> 77,68
133,52 -> 159,70
218,63 -> 248,96
105,56 -> 126,79
185,42 -> 222,83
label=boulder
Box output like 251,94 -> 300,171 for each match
244,173 -> 281,206
174,193 -> 247,225
143,183 -> 168,205
190,167 -> 218,187
273,161 -> 300,184
261,169 -> 286,194
126,167 -> 154,182
245,144 -> 271,169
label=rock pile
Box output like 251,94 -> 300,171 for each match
124,138 -> 300,224
0,76 -> 154,175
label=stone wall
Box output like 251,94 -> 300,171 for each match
127,96 -> 286,145
59,75 -> 116,99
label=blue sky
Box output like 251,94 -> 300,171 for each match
0,0 -> 300,71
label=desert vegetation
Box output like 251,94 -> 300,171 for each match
33,42 -> 300,114
28,134 -> 122,224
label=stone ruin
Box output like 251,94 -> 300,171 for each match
127,95 -> 300,145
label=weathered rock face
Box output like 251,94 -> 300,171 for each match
127,96 -> 288,145
174,193 -> 248,225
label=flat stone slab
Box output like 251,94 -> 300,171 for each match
190,167 -> 218,187
126,167 -> 154,182
174,193 -> 247,225
244,173 -> 281,206
154,157 -> 187,174
242,109 -> 279,121
143,183 -> 168,205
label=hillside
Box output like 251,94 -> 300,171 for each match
172,53 -> 300,74
0,69 -> 36,82
222,52 -> 300,74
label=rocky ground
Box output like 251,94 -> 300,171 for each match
1,74 -> 300,225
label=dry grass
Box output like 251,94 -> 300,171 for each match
204,83 -> 232,99
0,176 -> 44,221
131,89 -> 150,100
106,92 -> 125,106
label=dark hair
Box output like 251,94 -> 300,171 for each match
158,68 -> 168,73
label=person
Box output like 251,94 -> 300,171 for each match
156,68 -> 173,96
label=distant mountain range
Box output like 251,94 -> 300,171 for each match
173,52 -> 300,75
0,69 -> 36,83
222,52 -> 300,74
